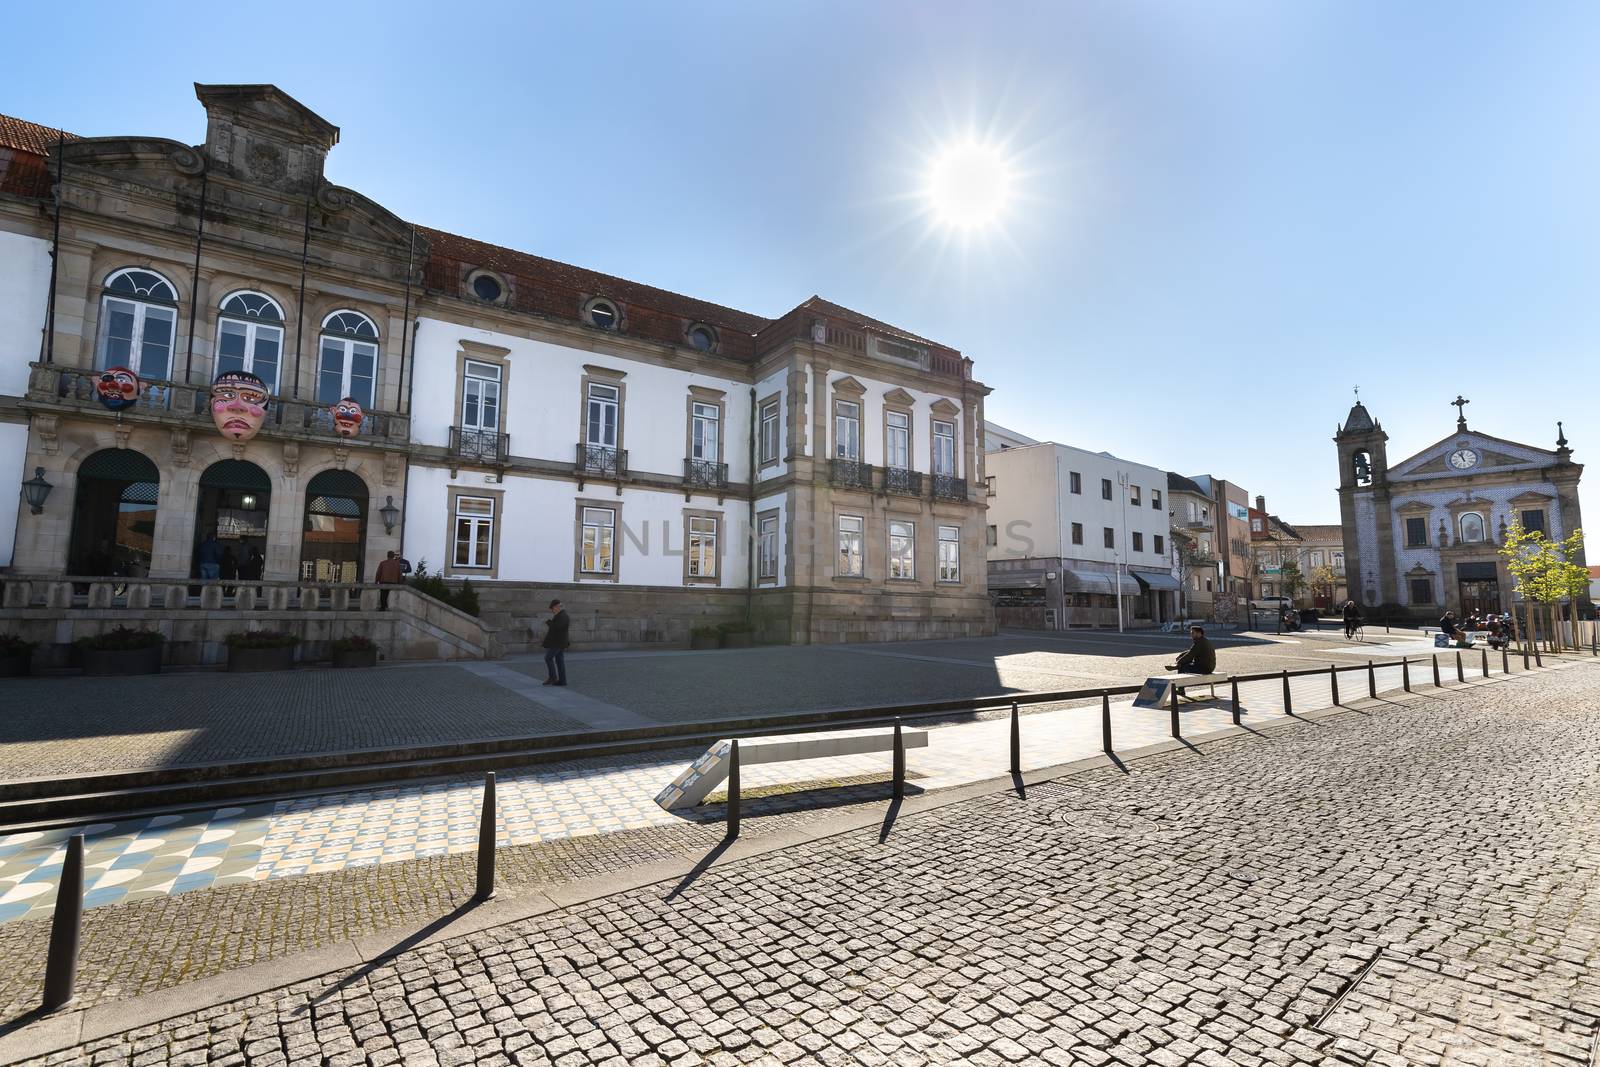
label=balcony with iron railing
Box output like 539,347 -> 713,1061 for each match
684,457 -> 729,491
829,457 -> 874,491
26,363 -> 410,444
578,442 -> 628,481
449,426 -> 510,465
930,473 -> 968,502
882,466 -> 922,496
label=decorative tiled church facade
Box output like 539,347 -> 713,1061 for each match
1334,399 -> 1584,615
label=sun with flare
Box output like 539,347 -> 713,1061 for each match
924,139 -> 1015,230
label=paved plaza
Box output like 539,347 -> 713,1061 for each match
0,652 -> 1594,1064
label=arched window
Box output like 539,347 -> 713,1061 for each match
97,268 -> 178,380
317,310 -> 379,407
300,469 -> 369,583
1458,512 -> 1485,544
216,291 -> 285,393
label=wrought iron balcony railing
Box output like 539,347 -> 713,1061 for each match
931,473 -> 968,502
883,466 -> 923,496
449,426 -> 510,465
829,457 -> 874,490
578,442 -> 628,480
684,458 -> 729,490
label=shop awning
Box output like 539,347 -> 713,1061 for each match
1132,571 -> 1182,592
989,574 -> 1044,589
1059,567 -> 1141,595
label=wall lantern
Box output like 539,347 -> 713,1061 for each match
379,495 -> 400,535
22,467 -> 53,515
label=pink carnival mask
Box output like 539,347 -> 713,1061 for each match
210,370 -> 269,441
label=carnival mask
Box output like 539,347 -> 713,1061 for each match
95,366 -> 142,412
210,370 -> 269,441
330,396 -> 365,438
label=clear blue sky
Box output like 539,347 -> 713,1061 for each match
6,1 -> 1596,527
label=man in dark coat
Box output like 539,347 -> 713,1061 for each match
1169,625 -> 1217,675
542,599 -> 571,686
1342,599 -> 1363,639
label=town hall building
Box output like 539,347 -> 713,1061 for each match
1334,396 -> 1585,616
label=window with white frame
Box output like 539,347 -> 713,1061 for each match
758,514 -> 779,580
932,420 -> 956,476
97,268 -> 178,380
580,507 -> 615,574
888,520 -> 915,579
1152,489 -> 1162,510
452,496 -> 495,569
460,360 -> 502,432
835,400 -> 861,460
690,401 -> 720,461
587,382 -> 620,448
937,525 -> 960,582
886,410 -> 910,469
1310,550 -> 1325,567
759,396 -> 780,465
687,516 -> 719,579
1130,485 -> 1142,506
838,515 -> 864,577
317,310 -> 379,407
215,291 -> 285,392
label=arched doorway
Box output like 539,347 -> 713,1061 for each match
300,470 -> 369,583
69,449 -> 160,577
195,460 -> 271,580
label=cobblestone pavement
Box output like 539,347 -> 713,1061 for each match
0,630 -> 1386,780
17,660 -> 1598,1065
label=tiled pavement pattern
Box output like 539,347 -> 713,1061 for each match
0,646 -> 1464,925
0,630 -> 1386,781
15,660 -> 1599,1065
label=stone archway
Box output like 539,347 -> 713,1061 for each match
68,448 -> 160,577
300,468 -> 369,583
194,459 -> 272,580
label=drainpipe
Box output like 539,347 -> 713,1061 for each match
182,168 -> 208,384
289,198 -> 312,398
746,384 -> 757,628
42,129 -> 66,363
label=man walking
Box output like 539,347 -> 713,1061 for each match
542,599 -> 571,686
375,550 -> 405,609
197,533 -> 223,580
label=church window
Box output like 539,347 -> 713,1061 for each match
1458,512 -> 1485,544
1405,517 -> 1428,547
1519,509 -> 1546,535
1409,578 -> 1434,604
1352,450 -> 1373,487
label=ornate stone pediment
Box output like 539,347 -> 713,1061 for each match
831,376 -> 866,397
930,398 -> 960,417
882,387 -> 915,408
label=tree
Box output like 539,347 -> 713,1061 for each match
1307,564 -> 1338,606
1173,531 -> 1216,615
1500,521 -> 1587,651
1278,553 -> 1305,603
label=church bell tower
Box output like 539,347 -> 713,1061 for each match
1335,398 -> 1396,605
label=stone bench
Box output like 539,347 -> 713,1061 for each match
655,726 -> 930,811
1133,672 -> 1227,708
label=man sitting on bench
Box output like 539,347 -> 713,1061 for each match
1167,624 -> 1216,675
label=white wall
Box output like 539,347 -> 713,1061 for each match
411,318 -> 753,481
988,442 -> 1172,569
0,422 -> 27,566
824,370 -> 964,475
0,230 -> 51,395
404,464 -> 751,587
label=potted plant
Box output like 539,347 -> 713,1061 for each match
0,634 -> 36,677
717,622 -> 753,649
224,630 -> 299,672
689,625 -> 721,651
76,627 -> 164,676
330,634 -> 379,669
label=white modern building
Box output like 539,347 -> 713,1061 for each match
984,436 -> 1180,629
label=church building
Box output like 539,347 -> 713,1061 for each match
1334,397 -> 1584,616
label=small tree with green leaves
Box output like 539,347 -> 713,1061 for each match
1307,563 -> 1338,607
1500,522 -> 1587,650
1278,553 -> 1305,604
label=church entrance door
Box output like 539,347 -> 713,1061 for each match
1456,561 -> 1500,617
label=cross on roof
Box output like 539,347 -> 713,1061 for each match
1452,395 -> 1469,428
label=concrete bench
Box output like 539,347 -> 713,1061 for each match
1133,672 -> 1227,708
655,726 -> 930,811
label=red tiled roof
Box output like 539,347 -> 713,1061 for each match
0,113 -> 76,156
0,113 -> 75,200
1291,524 -> 1344,543
797,295 -> 940,348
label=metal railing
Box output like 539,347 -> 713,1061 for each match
450,426 -> 510,465
829,457 -> 874,490
882,466 -> 922,496
578,442 -> 628,480
684,458 -> 729,490
931,473 -> 967,502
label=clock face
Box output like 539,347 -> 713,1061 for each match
1449,448 -> 1479,470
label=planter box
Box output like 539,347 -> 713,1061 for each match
332,647 -> 379,669
719,631 -> 753,649
0,650 -> 32,678
81,644 -> 163,677
227,645 -> 296,673
689,633 -> 720,650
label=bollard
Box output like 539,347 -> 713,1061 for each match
1230,677 -> 1240,726
892,718 -> 905,800
1591,621 -> 1597,657
1009,701 -> 1021,776
1282,670 -> 1292,715
1367,660 -> 1376,699
1535,645 -> 1543,668
474,772 -> 497,902
1402,657 -> 1411,692
42,833 -> 85,1012
1502,647 -> 1509,676
1522,646 -> 1530,671
1329,664 -> 1340,706
1101,691 -> 1112,754
1432,654 -> 1441,687
726,739 -> 741,838
1455,651 -> 1464,683
1480,647 -> 1488,679
1170,685 -> 1181,739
